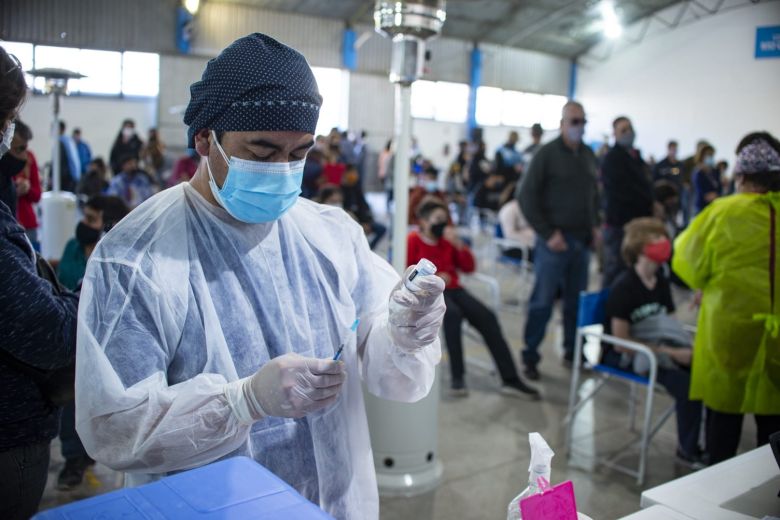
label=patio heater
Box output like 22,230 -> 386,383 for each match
28,67 -> 83,260
364,0 -> 447,498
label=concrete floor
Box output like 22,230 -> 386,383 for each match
37,234 -> 758,520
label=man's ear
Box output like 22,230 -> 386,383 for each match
193,128 -> 211,157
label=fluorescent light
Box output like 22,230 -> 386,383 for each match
600,1 -> 622,39
184,0 -> 200,15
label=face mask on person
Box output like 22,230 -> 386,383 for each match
704,156 -> 715,168
207,130 -> 304,224
566,126 -> 584,144
424,180 -> 438,193
0,149 -> 26,178
616,130 -> 635,149
122,127 -> 134,140
76,222 -> 102,247
430,221 -> 446,239
643,238 -> 672,264
0,122 -> 15,158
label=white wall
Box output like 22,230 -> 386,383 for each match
18,95 -> 157,167
578,2 -> 780,163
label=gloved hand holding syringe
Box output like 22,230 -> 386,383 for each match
229,259 -> 443,420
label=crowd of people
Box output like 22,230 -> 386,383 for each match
1,34 -> 779,520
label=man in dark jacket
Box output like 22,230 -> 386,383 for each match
517,101 -> 600,380
601,116 -> 654,287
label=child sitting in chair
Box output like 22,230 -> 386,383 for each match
604,217 -> 704,467
407,198 -> 539,399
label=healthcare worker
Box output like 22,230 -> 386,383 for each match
673,131 -> 780,465
75,33 -> 446,520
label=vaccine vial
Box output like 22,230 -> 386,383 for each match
404,258 -> 437,293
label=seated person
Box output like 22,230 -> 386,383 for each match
497,182 -> 535,262
168,150 -> 200,187
58,195 -> 130,291
55,194 -> 128,490
409,166 -> 446,226
77,157 -> 110,200
407,198 -> 539,399
604,217 -> 704,467
106,155 -> 156,209
341,165 -> 386,250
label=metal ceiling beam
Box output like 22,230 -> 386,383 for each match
502,0 -> 583,47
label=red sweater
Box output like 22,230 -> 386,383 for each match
407,231 -> 475,290
14,151 -> 41,231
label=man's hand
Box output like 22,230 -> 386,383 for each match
546,230 -> 568,252
388,265 -> 446,352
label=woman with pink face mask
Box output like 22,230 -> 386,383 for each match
604,217 -> 704,468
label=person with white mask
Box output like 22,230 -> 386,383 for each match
75,33 -> 445,520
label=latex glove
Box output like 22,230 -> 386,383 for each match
388,265 -> 446,352
242,353 -> 346,419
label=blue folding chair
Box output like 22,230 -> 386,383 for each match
564,290 -> 675,486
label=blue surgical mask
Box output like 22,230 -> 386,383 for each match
566,126 -> 584,144
424,180 -> 438,193
704,156 -> 715,168
207,131 -> 304,223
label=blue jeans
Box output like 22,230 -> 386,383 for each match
523,234 -> 590,367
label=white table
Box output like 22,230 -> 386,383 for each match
641,444 -> 780,519
618,505 -> 691,519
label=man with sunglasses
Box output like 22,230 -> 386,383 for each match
516,101 -> 601,381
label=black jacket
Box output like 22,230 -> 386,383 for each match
517,136 -> 600,242
0,201 -> 78,450
601,145 -> 654,227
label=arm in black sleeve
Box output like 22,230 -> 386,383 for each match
0,224 -> 78,370
517,150 -> 553,240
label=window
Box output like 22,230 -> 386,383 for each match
475,86 -> 502,127
0,41 -> 34,88
3,41 -> 160,98
311,66 -> 349,137
412,80 -> 468,123
433,82 -> 468,123
411,80 -> 436,119
475,86 -> 569,130
122,52 -> 160,97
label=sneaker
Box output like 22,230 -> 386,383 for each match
523,365 -> 540,381
57,455 -> 94,491
500,378 -> 541,400
449,379 -> 469,398
675,448 -> 708,470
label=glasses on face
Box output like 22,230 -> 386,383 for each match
567,118 -> 587,126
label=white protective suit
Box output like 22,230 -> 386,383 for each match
75,183 -> 441,519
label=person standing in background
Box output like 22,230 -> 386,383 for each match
58,121 -> 79,192
681,139 -> 711,225
72,128 -> 92,177
77,158 -> 109,200
494,130 -> 523,185
517,101 -> 601,381
11,121 -> 42,248
109,119 -> 144,174
141,128 -> 166,182
523,123 -> 544,165
653,140 -> 683,189
601,116 -> 654,287
692,144 -> 721,214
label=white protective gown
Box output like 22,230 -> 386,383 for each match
75,183 -> 440,520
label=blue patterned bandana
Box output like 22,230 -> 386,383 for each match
184,33 -> 322,148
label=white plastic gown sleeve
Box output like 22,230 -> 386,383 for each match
75,184 -> 439,500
